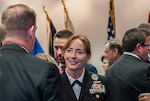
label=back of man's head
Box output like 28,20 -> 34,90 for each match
122,28 -> 150,52
1,4 -> 36,53
1,4 -> 36,37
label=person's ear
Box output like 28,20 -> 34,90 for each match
113,48 -> 118,56
28,25 -> 36,40
135,43 -> 143,52
87,54 -> 91,62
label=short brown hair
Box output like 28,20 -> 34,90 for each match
1,4 -> 36,37
63,34 -> 91,56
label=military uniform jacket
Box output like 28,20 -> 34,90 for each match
61,69 -> 110,101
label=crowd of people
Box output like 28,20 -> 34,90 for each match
0,3 -> 150,101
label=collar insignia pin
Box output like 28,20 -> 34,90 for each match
91,74 -> 98,81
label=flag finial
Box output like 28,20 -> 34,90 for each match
43,5 -> 50,21
61,0 -> 69,29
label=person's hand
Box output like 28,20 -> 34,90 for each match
138,93 -> 150,101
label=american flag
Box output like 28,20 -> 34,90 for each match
148,11 -> 150,23
49,21 -> 56,57
107,0 -> 115,40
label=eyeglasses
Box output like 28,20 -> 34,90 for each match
143,44 -> 150,49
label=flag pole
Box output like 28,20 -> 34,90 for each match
110,0 -> 116,35
42,5 -> 56,56
43,5 -> 50,22
43,5 -> 52,54
107,0 -> 116,40
61,0 -> 69,29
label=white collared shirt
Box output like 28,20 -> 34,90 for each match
65,68 -> 85,99
124,52 -> 141,61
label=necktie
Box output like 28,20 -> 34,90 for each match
71,80 -> 82,99
61,65 -> 66,72
71,80 -> 82,87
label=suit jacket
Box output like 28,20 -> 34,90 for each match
106,54 -> 150,101
0,44 -> 62,101
61,69 -> 110,101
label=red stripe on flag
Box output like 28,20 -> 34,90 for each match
148,11 -> 150,23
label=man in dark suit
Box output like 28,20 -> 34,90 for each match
103,38 -> 123,74
53,30 -> 98,73
137,23 -> 150,101
0,4 -> 62,101
106,28 -> 150,101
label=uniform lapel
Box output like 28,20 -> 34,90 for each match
61,72 -> 77,100
79,70 -> 92,100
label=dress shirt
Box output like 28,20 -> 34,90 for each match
148,53 -> 150,63
65,68 -> 85,100
124,52 -> 142,61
